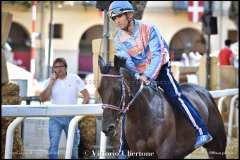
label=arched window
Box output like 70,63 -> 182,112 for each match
78,25 -> 103,77
169,28 -> 206,61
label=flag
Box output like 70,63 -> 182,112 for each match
188,1 -> 204,23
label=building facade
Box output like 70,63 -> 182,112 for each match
2,1 -> 237,80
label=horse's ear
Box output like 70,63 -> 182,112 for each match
114,55 -> 126,71
98,55 -> 106,73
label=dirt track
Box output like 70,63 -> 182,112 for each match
185,137 -> 239,159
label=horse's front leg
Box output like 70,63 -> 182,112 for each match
155,122 -> 177,159
157,138 -> 176,158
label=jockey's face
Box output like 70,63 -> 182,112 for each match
113,13 -> 133,31
113,13 -> 128,30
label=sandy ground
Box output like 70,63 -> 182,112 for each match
185,137 -> 239,159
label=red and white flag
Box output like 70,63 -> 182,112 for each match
188,1 -> 204,23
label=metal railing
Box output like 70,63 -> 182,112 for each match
210,88 -> 239,144
65,116 -> 83,159
4,117 -> 25,159
227,94 -> 239,144
2,104 -> 104,159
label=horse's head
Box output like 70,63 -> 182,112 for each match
98,55 -> 134,137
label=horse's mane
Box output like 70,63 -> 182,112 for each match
114,56 -> 160,94
114,56 -> 139,84
99,55 -> 127,74
99,55 -> 159,95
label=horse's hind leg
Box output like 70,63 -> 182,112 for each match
203,118 -> 227,159
204,138 -> 226,159
204,117 -> 227,159
203,91 -> 227,159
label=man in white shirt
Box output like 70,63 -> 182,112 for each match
40,57 -> 89,159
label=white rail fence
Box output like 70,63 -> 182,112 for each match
210,89 -> 239,144
2,104 -> 104,159
2,88 -> 238,159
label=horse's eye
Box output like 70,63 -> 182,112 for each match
113,85 -> 121,93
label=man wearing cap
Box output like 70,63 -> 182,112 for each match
108,1 -> 213,149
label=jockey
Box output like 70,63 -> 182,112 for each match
108,1 -> 213,149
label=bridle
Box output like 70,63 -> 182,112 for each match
100,73 -> 144,158
101,73 -> 144,114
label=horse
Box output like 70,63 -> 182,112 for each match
98,55 -> 226,159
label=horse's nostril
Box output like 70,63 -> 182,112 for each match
102,128 -> 108,135
102,124 -> 116,136
108,124 -> 116,132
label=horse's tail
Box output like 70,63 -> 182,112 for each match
192,85 -> 227,159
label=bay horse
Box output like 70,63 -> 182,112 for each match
98,55 -> 226,159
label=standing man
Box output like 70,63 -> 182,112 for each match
40,57 -> 89,159
108,1 -> 212,149
218,39 -> 234,65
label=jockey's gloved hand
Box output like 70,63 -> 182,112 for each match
145,79 -> 151,86
135,73 -> 151,85
134,73 -> 141,80
149,80 -> 157,86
